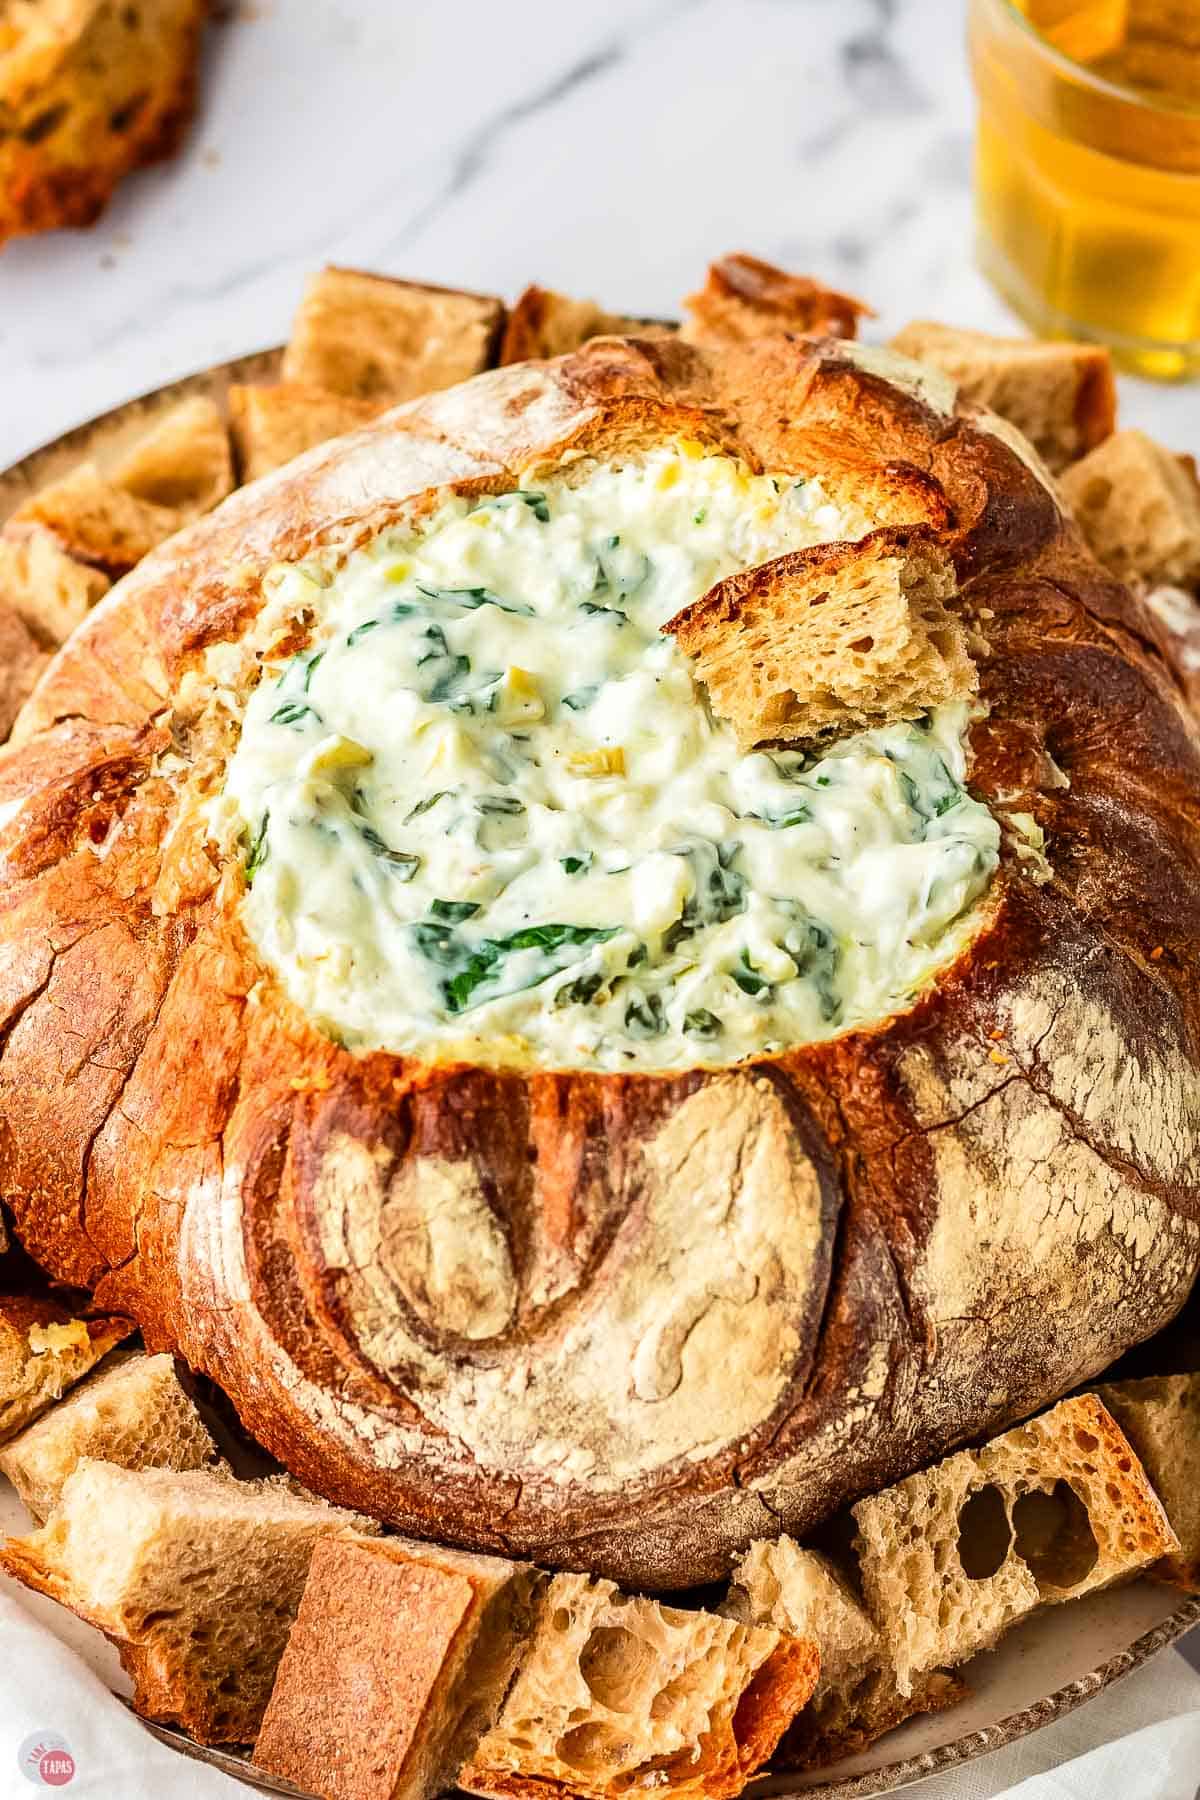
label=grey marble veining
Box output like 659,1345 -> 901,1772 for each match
0,0 -> 1196,467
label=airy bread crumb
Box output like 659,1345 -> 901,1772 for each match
282,267 -> 505,403
229,382 -> 381,482
0,1459 -> 378,1744
0,529 -> 109,645
853,1395 -> 1179,1697
6,396 -> 233,582
722,1539 -> 965,1768
8,464 -> 184,576
110,395 -> 233,517
1059,431 -> 1200,589
0,1295 -> 132,1445
0,599 -> 48,735
0,1349 -> 218,1521
1095,1374 -> 1200,1594
461,1570 -> 818,1800
888,320 -> 1115,472
667,526 -> 976,752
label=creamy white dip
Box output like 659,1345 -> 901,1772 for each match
224,442 -> 1000,1071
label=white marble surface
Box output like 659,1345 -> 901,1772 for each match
1,0 -> 1197,469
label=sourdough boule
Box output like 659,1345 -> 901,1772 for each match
1,328 -> 1198,1590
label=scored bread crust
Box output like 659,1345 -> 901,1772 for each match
1,334 -> 1199,1589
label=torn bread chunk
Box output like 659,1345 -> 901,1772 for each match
722,1539 -> 964,1769
1059,431 -> 1200,589
667,526 -> 976,752
0,1349 -> 218,1522
723,1541 -> 878,1716
0,1460 -> 377,1744
6,463 -> 183,576
281,267 -> 505,404
109,395 -> 233,517
254,1536 -> 541,1800
1095,1375 -> 1200,1594
460,1570 -> 819,1800
787,1668 -> 966,1770
5,396 -> 234,580
229,382 -> 381,482
0,0 -> 207,248
0,529 -> 109,645
0,1295 -> 132,1445
888,320 -> 1116,472
500,284 -> 673,364
853,1394 -> 1179,1698
0,600 -> 49,737
681,253 -> 868,348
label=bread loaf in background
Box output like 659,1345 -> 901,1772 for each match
0,0 -> 207,248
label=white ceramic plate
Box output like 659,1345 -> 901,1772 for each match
2,365 -> 1198,1799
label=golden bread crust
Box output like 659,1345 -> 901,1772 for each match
682,253 -> 869,347
281,267 -> 506,404
1,334 -> 1199,1588
499,283 -> 676,364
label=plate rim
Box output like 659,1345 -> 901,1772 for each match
127,1594 -> 1200,1798
786,1593 -> 1200,1799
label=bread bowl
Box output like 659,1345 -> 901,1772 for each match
1,319 -> 1198,1600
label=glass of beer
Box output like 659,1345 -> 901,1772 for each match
970,0 -> 1200,379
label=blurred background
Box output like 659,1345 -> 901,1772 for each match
2,0 -> 1196,470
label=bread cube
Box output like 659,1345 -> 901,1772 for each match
889,320 -> 1116,471
281,268 -> 505,404
668,526 -> 976,752
1060,430 -> 1200,589
255,1536 -> 539,1800
853,1394 -> 1178,1697
0,1350 -> 218,1521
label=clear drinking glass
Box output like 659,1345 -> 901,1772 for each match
969,0 -> 1200,379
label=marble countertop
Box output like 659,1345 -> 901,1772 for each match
1,0 -> 1197,469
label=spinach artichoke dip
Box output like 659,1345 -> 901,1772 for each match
225,442 -> 1001,1071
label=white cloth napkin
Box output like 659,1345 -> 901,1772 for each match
2,1582 -> 1199,1798
908,1642 -> 1200,1799
0,1587 -> 241,1796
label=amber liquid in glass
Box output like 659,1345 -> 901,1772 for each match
972,1 -> 1200,378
